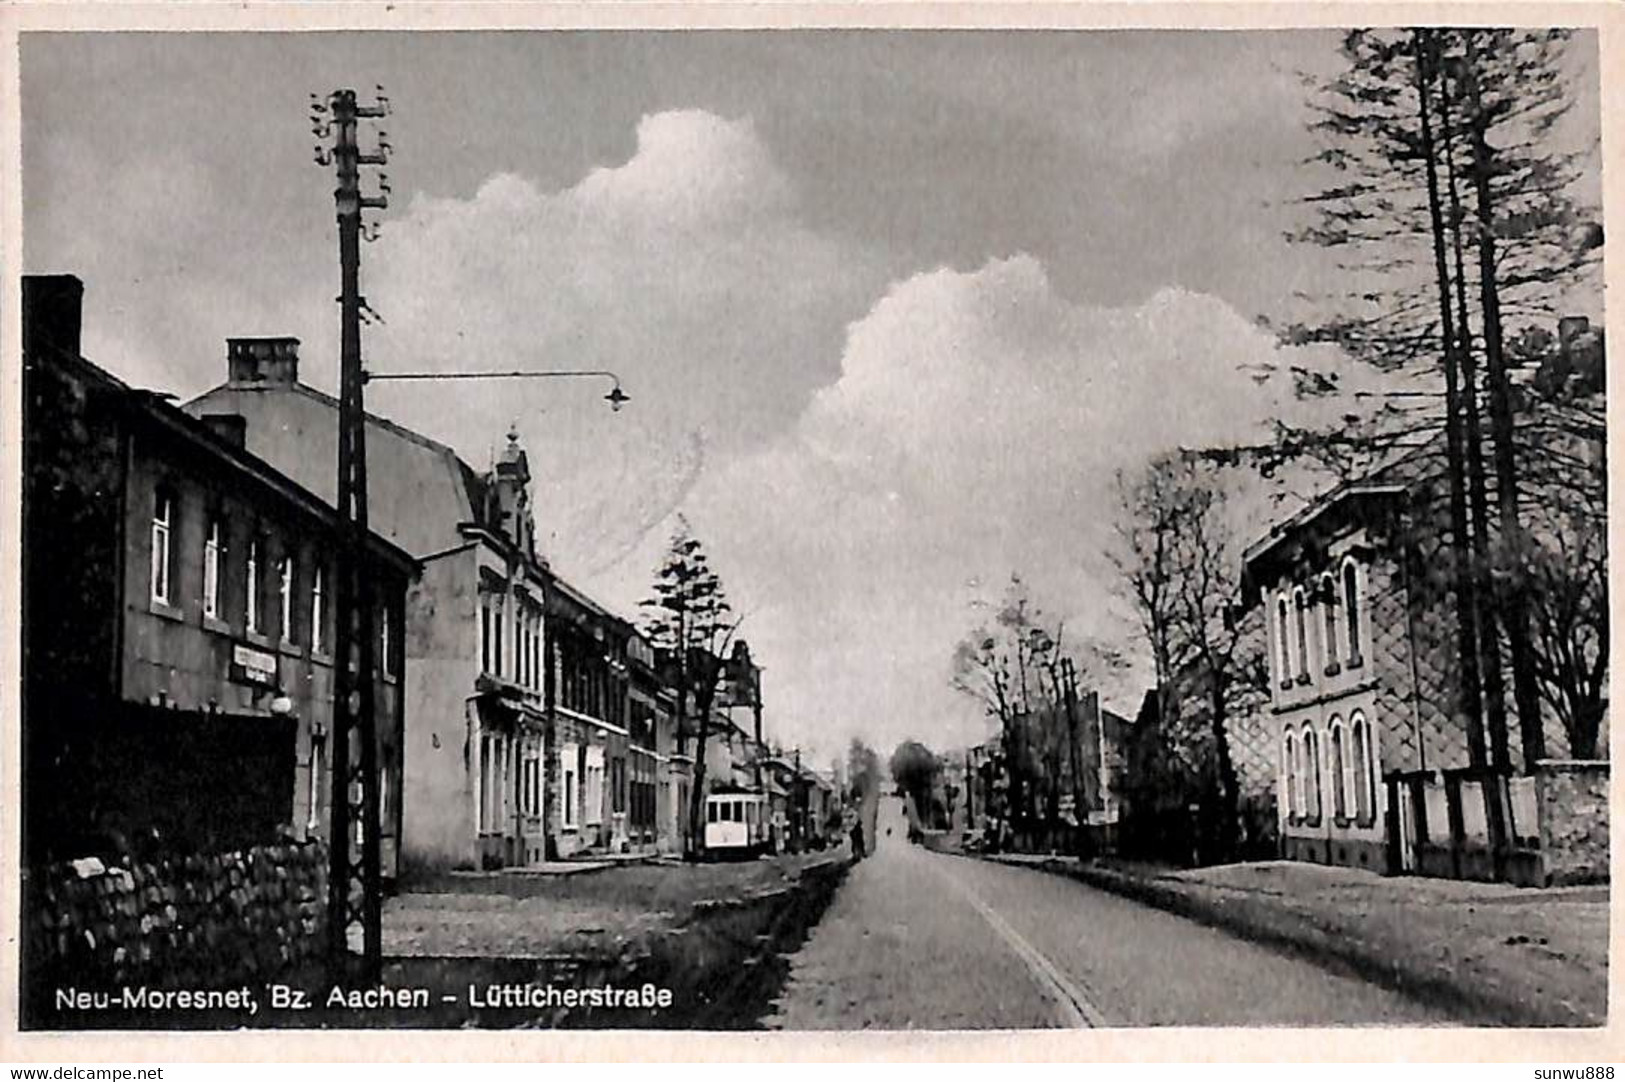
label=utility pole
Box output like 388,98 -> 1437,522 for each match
311,86 -> 391,981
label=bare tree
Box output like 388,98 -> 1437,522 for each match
1113,454 -> 1264,860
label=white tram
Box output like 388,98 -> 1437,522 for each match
703,786 -> 772,858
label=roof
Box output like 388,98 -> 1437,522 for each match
1239,482 -> 1407,604
186,379 -> 484,560
41,346 -> 416,575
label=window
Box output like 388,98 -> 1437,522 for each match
1293,587 -> 1310,679
379,762 -> 391,827
531,611 -> 542,691
708,800 -> 719,823
612,757 -> 627,814
1342,559 -> 1363,664
493,594 -> 504,678
478,735 -> 492,832
584,746 -> 605,826
1351,711 -> 1376,822
521,742 -> 541,817
150,492 -> 173,604
1276,593 -> 1292,684
311,566 -> 326,654
478,731 -> 507,833
1320,573 -> 1338,670
278,554 -> 295,643
1283,732 -> 1298,818
1301,724 -> 1322,821
308,739 -> 324,832
380,606 -> 394,678
480,593 -> 493,674
562,742 -> 579,828
203,519 -> 222,619
246,538 -> 262,633
1329,717 -> 1348,819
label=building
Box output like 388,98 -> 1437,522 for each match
627,632 -> 672,853
187,344 -> 682,870
23,275 -> 415,873
1233,441 -> 1605,884
546,579 -> 634,858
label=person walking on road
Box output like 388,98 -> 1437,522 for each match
849,818 -> 866,860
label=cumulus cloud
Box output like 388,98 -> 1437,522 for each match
675,255 -> 1389,759
357,109 -> 885,573
338,108 -> 1382,764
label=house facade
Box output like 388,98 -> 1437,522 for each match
1239,484 -> 1413,874
24,276 -> 415,873
187,346 -> 567,872
1233,454 -> 1598,884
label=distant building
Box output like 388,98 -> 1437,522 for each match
23,275 -> 415,873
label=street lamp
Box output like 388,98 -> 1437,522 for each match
362,367 -> 631,412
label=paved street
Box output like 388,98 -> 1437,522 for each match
766,800 -> 1454,1028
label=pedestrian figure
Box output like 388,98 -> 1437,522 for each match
849,819 -> 866,860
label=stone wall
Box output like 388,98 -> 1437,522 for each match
1536,760 -> 1609,885
25,840 -> 327,1024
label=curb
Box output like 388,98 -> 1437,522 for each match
972,853 -> 1599,1028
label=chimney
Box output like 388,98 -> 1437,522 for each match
200,413 -> 248,448
23,274 -> 84,359
227,337 -> 301,385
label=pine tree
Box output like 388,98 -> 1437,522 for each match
642,516 -> 738,858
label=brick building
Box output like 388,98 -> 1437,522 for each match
23,276 -> 415,873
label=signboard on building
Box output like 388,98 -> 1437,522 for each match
230,642 -> 279,688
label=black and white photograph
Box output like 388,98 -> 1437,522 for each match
8,6 -> 1613,1048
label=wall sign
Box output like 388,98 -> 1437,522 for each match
230,642 -> 279,688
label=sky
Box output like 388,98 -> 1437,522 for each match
21,29 -> 1602,765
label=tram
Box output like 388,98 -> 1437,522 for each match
703,785 -> 772,859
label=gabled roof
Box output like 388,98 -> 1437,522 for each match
1239,482 -> 1407,605
42,347 -> 416,575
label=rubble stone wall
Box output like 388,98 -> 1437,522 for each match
26,840 -> 328,1012
1536,760 -> 1609,885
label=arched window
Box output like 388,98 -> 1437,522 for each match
1343,558 -> 1363,664
1351,711 -> 1375,822
1294,586 -> 1310,679
1321,573 -> 1339,672
1282,731 -> 1298,818
1301,723 -> 1322,822
1329,716 -> 1350,819
1276,593 -> 1293,684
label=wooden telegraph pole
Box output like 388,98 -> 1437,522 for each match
311,86 -> 392,981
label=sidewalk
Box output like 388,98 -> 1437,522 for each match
982,853 -> 1608,1027
388,850 -> 845,958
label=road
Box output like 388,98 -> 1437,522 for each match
765,798 -> 1453,1028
